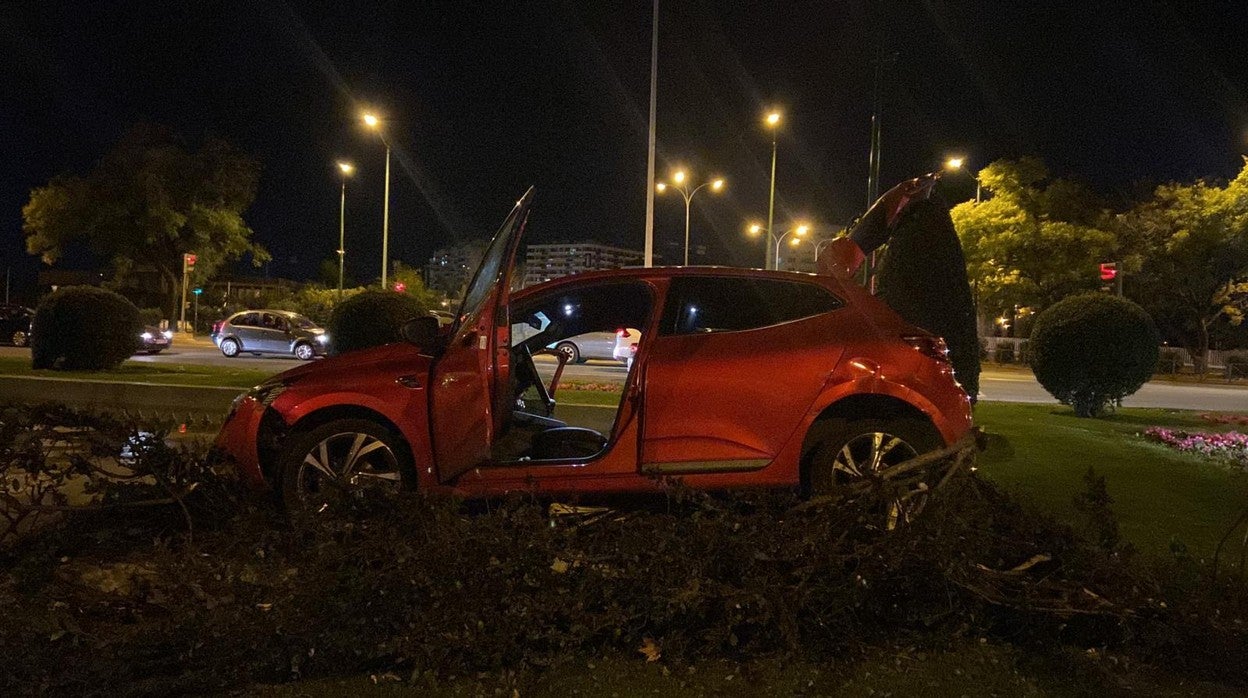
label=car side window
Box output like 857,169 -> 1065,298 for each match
510,281 -> 653,348
658,277 -> 842,336
236,312 -> 260,327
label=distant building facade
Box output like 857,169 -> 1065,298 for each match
425,241 -> 488,297
522,242 -> 644,287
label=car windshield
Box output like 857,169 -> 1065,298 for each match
289,314 -> 318,329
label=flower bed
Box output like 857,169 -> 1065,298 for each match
1144,427 -> 1248,468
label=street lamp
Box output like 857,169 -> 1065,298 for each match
657,170 -> 726,265
361,111 -> 392,288
747,221 -> 807,270
790,235 -> 836,263
944,156 -> 980,203
764,109 -> 782,271
335,161 -> 355,301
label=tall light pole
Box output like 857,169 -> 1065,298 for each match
336,161 -> 355,300
764,110 -> 782,271
748,222 -> 807,270
644,0 -> 659,267
362,112 -> 392,288
791,235 -> 835,262
656,170 -> 725,265
945,156 -> 981,202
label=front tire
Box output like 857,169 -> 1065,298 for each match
806,418 -> 941,529
294,342 -> 315,361
11,330 -> 29,347
219,337 -> 240,357
279,419 -> 410,514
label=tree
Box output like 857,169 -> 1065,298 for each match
1117,159 -> 1248,373
22,125 -> 269,320
390,261 -> 444,308
950,158 -> 1118,324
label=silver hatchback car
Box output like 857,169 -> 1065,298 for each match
211,310 -> 329,360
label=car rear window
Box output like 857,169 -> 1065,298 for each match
235,312 -> 261,327
658,277 -> 842,335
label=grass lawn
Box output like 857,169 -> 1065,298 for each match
0,356 -> 276,388
973,401 -> 1248,564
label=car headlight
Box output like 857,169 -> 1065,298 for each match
140,332 -> 153,340
316,333 -> 330,343
162,330 -> 173,339
246,380 -> 289,407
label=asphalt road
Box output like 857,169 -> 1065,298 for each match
2,343 -> 1245,412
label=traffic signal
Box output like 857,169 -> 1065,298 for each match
393,282 -> 407,293
184,253 -> 197,269
1099,262 -> 1117,281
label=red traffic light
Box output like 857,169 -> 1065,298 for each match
1099,262 -> 1117,281
393,282 -> 407,293
184,253 -> 197,268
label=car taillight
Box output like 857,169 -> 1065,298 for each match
629,343 -> 638,355
903,335 -> 950,364
616,328 -> 630,338
212,321 -> 222,334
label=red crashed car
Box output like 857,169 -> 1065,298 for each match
216,189 -> 972,514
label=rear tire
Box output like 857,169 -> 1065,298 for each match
555,342 -> 580,364
805,418 -> 941,528
219,337 -> 240,357
279,418 -> 412,515
11,330 -> 29,347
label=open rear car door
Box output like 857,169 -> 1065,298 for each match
429,189 -> 533,481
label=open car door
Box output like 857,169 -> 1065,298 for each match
429,188 -> 533,481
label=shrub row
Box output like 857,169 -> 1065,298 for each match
1,407 -> 1246,695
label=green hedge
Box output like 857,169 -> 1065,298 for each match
1030,294 -> 1159,417
30,286 -> 141,370
327,290 -> 427,355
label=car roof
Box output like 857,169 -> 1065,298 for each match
513,265 -> 847,298
231,309 -> 304,318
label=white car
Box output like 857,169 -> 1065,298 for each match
550,327 -> 640,367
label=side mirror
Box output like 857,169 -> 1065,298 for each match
400,316 -> 440,346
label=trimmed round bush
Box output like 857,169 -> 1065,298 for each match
1029,293 -> 1159,417
327,290 -> 427,355
31,286 -> 142,370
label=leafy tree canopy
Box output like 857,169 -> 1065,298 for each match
22,125 -> 269,317
1117,158 -> 1248,368
950,157 -> 1118,319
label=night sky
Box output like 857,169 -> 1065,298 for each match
4,1 -> 1247,303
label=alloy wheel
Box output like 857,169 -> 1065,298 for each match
823,428 -> 928,530
12,331 -> 28,347
220,338 -> 239,357
293,431 -> 403,511
556,342 -> 579,364
294,342 -> 314,361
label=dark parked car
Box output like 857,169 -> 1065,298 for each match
216,189 -> 973,522
211,310 -> 328,360
0,305 -> 33,347
135,326 -> 173,354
